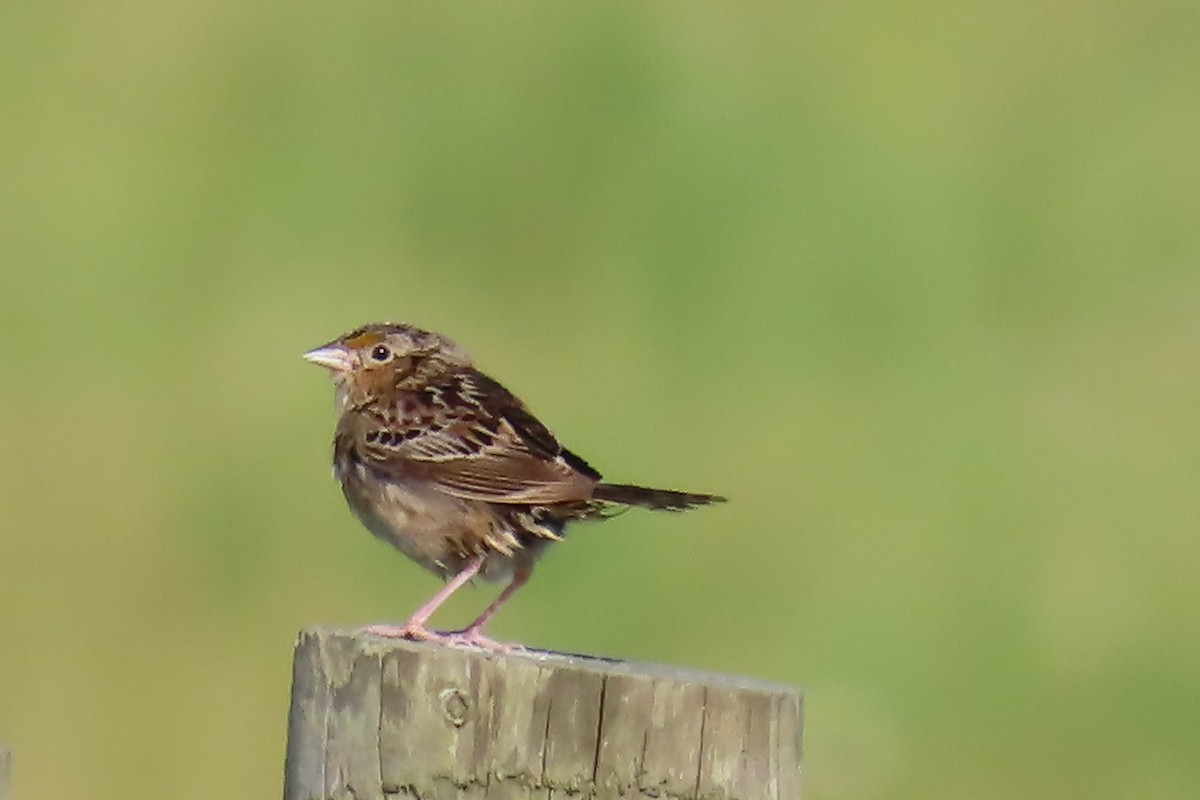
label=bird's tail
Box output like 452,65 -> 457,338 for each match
593,483 -> 726,511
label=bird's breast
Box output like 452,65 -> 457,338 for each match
334,451 -> 541,583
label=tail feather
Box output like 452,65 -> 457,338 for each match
593,482 -> 726,511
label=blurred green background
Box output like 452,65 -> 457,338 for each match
2,2 -> 1199,798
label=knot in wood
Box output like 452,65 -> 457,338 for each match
438,687 -> 470,727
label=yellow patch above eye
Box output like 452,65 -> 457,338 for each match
344,331 -> 384,349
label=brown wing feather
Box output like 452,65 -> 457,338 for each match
354,369 -> 600,505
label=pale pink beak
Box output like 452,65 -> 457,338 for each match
302,344 -> 355,373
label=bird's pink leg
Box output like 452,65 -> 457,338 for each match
364,555 -> 485,642
442,565 -> 533,651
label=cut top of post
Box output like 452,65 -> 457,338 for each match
284,627 -> 803,800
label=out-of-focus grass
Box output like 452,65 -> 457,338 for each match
2,2 -> 1199,799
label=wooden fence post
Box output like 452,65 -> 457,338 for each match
0,744 -> 10,800
283,627 -> 802,800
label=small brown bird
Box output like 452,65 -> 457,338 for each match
304,322 -> 724,650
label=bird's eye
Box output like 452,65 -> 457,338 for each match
370,344 -> 391,362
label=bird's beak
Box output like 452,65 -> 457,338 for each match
302,343 -> 355,372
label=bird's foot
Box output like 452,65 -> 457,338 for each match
362,622 -> 521,653
440,628 -> 523,653
363,622 -> 442,642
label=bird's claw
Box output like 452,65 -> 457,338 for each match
363,622 -> 440,641
442,629 -> 523,653
362,623 -> 521,653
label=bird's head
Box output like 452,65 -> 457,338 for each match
303,322 -> 471,412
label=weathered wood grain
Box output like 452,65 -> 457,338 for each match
283,627 -> 802,800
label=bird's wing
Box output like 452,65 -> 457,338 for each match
357,370 -> 601,505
